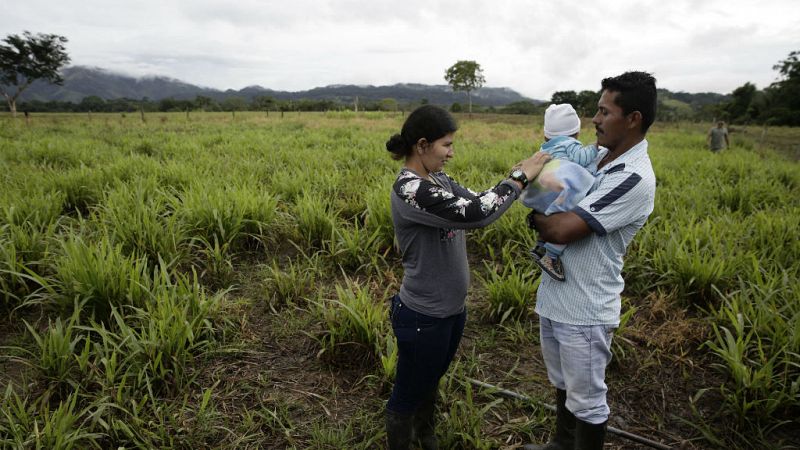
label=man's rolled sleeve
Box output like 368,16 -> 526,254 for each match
572,171 -> 651,236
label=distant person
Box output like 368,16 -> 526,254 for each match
524,72 -> 657,450
520,103 -> 599,281
385,105 -> 549,450
707,120 -> 729,152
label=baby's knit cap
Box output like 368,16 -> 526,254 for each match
543,103 -> 581,139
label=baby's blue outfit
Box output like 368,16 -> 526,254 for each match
521,136 -> 598,258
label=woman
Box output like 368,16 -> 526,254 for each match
385,105 -> 549,449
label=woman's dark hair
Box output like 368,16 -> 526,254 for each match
600,71 -> 657,133
386,105 -> 458,160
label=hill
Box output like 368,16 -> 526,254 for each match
15,66 -> 539,107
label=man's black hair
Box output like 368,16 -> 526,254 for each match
601,71 -> 657,134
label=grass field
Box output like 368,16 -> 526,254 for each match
0,111 -> 798,449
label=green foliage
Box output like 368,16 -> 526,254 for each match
0,219 -> 58,307
108,269 -> 226,394
261,254 -> 320,308
0,386 -> 104,449
52,235 -> 153,319
14,308 -> 90,392
363,187 -> 395,251
706,276 -> 800,424
437,374 -> 502,449
98,179 -> 190,269
479,256 -> 538,324
501,100 -> 541,115
0,189 -> 64,228
549,89 -> 601,118
292,192 -> 338,248
0,31 -> 70,115
326,222 -> 384,273
550,90 -> 577,108
610,299 -> 638,363
444,60 -> 485,113
1,112 -> 798,449
174,182 -> 279,249
315,280 -> 388,364
765,50 -> 800,126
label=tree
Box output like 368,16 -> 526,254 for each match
763,50 -> 800,126
444,60 -> 485,114
251,95 -> 275,112
550,90 -> 578,109
725,82 -> 757,124
576,90 -> 600,117
656,97 -> 693,122
773,50 -> 800,81
220,96 -> 247,112
0,31 -> 70,117
379,98 -> 398,112
78,95 -> 106,112
194,95 -> 216,111
502,100 -> 540,115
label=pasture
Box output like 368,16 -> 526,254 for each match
0,111 -> 798,449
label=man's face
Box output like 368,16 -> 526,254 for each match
592,90 -> 630,151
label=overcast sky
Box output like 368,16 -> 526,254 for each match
3,0 -> 798,100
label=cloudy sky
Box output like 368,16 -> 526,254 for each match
3,0 -> 798,100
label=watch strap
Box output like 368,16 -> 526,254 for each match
509,169 -> 529,189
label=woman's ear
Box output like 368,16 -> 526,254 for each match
416,138 -> 428,154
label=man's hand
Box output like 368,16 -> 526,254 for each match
529,211 -> 592,244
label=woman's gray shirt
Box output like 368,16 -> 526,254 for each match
391,168 -> 521,318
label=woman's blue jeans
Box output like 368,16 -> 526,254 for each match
386,295 -> 467,414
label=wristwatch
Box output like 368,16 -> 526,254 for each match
509,169 -> 529,189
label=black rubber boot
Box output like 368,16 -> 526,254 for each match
574,418 -> 606,450
386,409 -> 414,450
413,390 -> 438,450
523,389 -> 576,450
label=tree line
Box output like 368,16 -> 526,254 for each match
718,52 -> 799,126
12,95 -> 373,114
2,32 -> 798,125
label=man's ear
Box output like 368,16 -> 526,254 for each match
628,111 -> 642,131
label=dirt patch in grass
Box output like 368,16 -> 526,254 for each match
3,252 -> 795,448
186,260 -> 723,449
0,307 -> 42,389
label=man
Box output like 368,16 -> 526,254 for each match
707,121 -> 729,152
524,71 -> 657,450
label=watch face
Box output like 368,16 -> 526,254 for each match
512,169 -> 524,179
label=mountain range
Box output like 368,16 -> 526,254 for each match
16,66 -> 538,107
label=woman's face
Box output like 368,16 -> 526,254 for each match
420,132 -> 455,173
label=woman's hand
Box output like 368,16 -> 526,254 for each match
517,152 -> 551,181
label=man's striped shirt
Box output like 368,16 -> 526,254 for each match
535,139 -> 656,325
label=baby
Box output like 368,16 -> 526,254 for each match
520,103 -> 598,281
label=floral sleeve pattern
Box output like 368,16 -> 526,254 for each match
393,169 -> 515,223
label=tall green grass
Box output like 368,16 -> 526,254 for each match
98,178 -> 190,268
51,235 -> 152,319
1,113 -> 798,448
174,181 -> 279,249
315,279 -> 388,365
